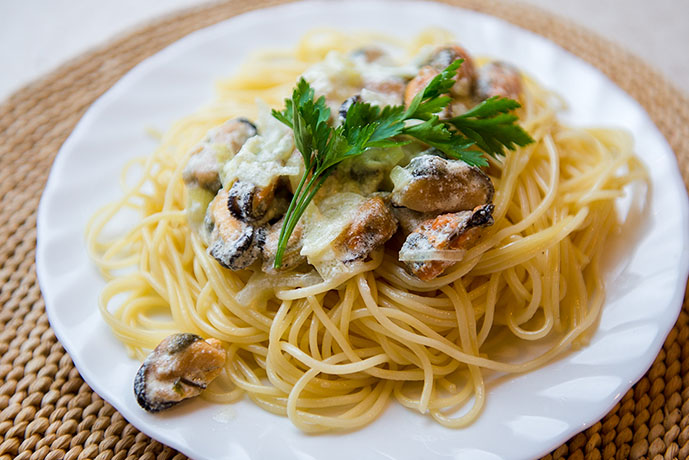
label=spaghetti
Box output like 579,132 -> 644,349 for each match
86,29 -> 647,431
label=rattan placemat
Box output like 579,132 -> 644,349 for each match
1,1 -> 688,459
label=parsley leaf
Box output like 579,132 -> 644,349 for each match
343,103 -> 408,150
405,59 -> 462,120
447,96 -> 534,157
402,117 -> 485,166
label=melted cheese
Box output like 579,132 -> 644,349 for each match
302,50 -> 417,113
221,103 -> 299,187
301,192 -> 364,278
302,51 -> 362,109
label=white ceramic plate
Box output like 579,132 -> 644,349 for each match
36,1 -> 689,459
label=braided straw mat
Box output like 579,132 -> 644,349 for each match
1,0 -> 689,459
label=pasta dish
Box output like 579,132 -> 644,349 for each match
86,29 -> 646,432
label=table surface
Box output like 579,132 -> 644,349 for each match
1,0 -> 688,103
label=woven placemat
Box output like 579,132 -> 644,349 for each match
1,1 -> 688,459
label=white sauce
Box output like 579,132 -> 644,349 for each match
221,103 -> 299,187
302,50 -> 417,114
301,192 -> 364,278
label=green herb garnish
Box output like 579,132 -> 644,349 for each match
270,59 -> 533,268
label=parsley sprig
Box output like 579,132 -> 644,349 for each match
270,59 -> 533,268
